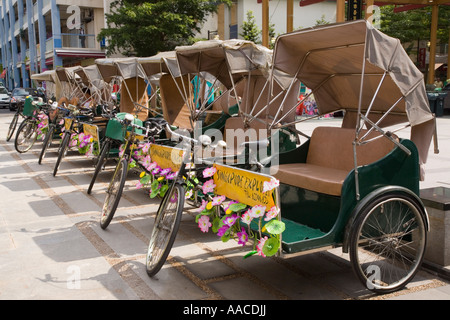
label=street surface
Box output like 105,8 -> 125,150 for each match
1,109 -> 450,302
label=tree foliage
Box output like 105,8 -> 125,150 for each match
98,0 -> 230,57
240,11 -> 260,43
380,5 -> 450,44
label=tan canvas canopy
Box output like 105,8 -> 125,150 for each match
137,51 -> 176,80
175,39 -> 272,90
95,57 -> 145,83
31,70 -> 61,100
272,19 -> 435,177
95,57 -> 148,120
273,20 -> 433,126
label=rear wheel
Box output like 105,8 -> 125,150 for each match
349,191 -> 427,294
100,157 -> 128,229
14,119 -> 38,153
146,183 -> 184,277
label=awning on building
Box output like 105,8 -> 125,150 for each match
55,49 -> 106,59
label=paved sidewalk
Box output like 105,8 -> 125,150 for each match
0,109 -> 449,302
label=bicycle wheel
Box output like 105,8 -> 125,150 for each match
14,119 -> 38,153
146,183 -> 184,277
349,191 -> 427,294
6,112 -> 19,142
38,124 -> 55,164
100,157 -> 128,229
87,138 -> 111,194
53,132 -> 71,176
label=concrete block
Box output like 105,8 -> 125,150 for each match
420,187 -> 450,267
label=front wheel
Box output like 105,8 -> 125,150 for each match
53,132 -> 71,176
100,157 -> 128,229
14,119 -> 38,153
6,112 -> 19,142
87,139 -> 111,195
146,183 -> 184,277
38,124 -> 55,164
349,191 -> 427,294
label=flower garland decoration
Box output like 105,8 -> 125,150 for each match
35,112 -> 49,140
65,132 -> 99,157
195,168 -> 284,258
133,146 -> 179,199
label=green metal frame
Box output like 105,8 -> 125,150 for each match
269,138 -> 420,254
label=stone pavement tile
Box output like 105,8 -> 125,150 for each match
387,285 -> 450,300
0,253 -> 139,300
89,218 -> 149,259
227,251 -> 344,300
208,276 -> 280,300
128,257 -> 210,300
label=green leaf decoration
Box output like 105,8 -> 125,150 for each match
212,217 -> 223,233
264,220 -> 285,235
140,174 -> 151,185
244,251 -> 258,259
151,179 -> 159,190
262,237 -> 280,257
221,232 -> 230,242
229,203 -> 247,212
159,184 -> 169,197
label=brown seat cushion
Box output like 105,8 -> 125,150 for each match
272,127 -> 396,196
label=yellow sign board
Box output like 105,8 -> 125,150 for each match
125,131 -> 147,142
64,118 -> 73,131
213,163 -> 276,208
150,144 -> 185,171
83,123 -> 100,146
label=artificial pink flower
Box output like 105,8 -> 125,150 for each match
256,236 -> 268,257
263,178 -> 280,193
202,179 -> 216,194
249,205 -> 266,219
240,210 -> 253,224
198,215 -> 212,233
265,206 -> 280,221
202,167 -> 217,178
211,195 -> 226,206
223,214 -> 238,227
237,228 -> 248,246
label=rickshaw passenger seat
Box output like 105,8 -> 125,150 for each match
272,127 -> 397,196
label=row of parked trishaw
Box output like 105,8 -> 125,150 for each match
6,21 -> 438,294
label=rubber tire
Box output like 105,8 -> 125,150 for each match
53,132 -> 70,176
99,157 -> 128,230
38,124 -> 55,164
349,191 -> 427,294
146,183 -> 184,277
87,138 -> 111,195
14,119 -> 37,153
6,112 -> 19,142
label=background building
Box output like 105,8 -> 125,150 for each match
0,0 -> 108,89
0,0 -> 337,90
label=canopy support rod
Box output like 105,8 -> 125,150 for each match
364,71 -> 387,118
354,29 -> 369,201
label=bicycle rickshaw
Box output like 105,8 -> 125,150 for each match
12,91 -> 50,154
51,66 -> 106,176
96,53 -> 188,228
31,69 -> 71,164
86,56 -> 163,195
145,20 -> 435,294
97,40 -> 291,229
6,71 -> 55,142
